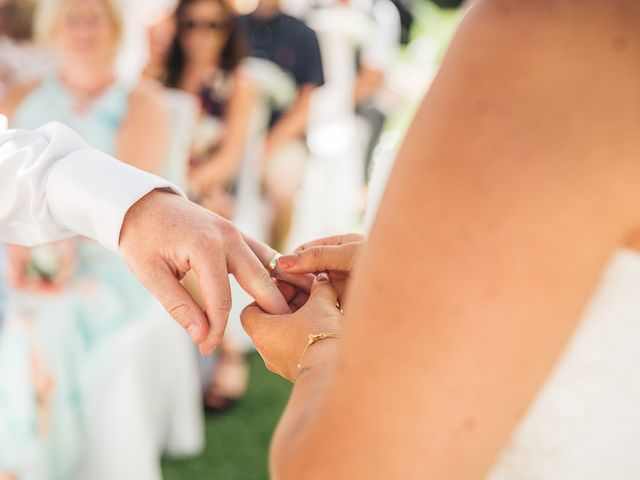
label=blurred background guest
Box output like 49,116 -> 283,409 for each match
239,0 -> 324,250
0,0 -> 53,99
142,1 -> 178,82
0,0 -> 466,478
0,0 -> 53,335
159,0 -> 260,413
290,0 -> 404,179
352,0 -> 403,182
284,0 -> 400,250
0,253 -> 4,332
0,0 -> 203,478
166,0 -> 257,219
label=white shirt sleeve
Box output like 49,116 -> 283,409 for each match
0,115 -> 183,252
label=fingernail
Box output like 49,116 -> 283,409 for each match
187,323 -> 200,341
278,254 -> 298,269
317,272 -> 329,282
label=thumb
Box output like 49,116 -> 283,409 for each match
240,301 -> 273,340
305,273 -> 339,310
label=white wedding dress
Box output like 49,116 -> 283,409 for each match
488,249 -> 640,479
368,156 -> 640,479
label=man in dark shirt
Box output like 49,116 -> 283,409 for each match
240,2 -> 324,149
239,2 -> 325,248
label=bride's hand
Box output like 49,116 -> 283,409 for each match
276,233 -> 365,304
241,275 -> 343,382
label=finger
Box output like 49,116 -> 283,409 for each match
276,281 -> 298,302
240,232 -> 275,266
294,233 -> 365,253
306,273 -> 339,309
189,252 -> 232,356
228,235 -> 290,315
295,234 -> 361,252
142,261 -> 210,344
240,232 -> 314,292
278,244 -> 360,274
275,281 -> 309,312
290,291 -> 310,312
275,269 -> 315,293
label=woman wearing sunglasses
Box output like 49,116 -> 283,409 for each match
165,0 -> 256,217
163,0 -> 258,413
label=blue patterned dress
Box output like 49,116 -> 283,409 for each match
0,77 -> 156,479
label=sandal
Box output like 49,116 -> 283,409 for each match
203,352 -> 249,415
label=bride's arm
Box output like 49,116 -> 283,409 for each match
256,1 -> 640,478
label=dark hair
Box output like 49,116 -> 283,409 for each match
164,0 -> 248,88
0,0 -> 36,40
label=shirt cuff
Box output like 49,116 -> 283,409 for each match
46,149 -> 185,252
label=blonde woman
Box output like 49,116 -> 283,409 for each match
0,1 -> 195,479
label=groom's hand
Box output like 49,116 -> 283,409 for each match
118,190 -> 290,355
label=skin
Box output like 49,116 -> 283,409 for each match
175,0 -> 262,404
115,79 -> 169,174
178,0 -> 258,196
278,233 -> 365,305
253,0 -> 279,19
52,0 -> 170,173
0,0 -> 291,354
1,0 -> 169,173
0,195 -> 293,480
262,84 -> 315,163
241,1 -> 640,478
143,12 -> 177,81
354,66 -> 383,105
0,5 -> 285,475
52,0 -> 168,174
1,0 -> 168,289
120,191 -> 290,356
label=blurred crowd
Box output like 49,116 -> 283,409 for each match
0,0 -> 458,478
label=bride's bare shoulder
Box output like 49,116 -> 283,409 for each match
473,0 -> 640,19
465,0 -> 640,48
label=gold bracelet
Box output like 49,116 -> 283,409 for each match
297,332 -> 341,370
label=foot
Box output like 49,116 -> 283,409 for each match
204,352 -> 249,414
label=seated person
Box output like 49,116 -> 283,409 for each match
0,0 -> 199,478
240,0 -> 325,249
162,0 -> 261,412
164,0 -> 258,220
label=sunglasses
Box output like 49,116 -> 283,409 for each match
179,19 -> 231,32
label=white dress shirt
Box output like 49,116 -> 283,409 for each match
0,115 -> 178,252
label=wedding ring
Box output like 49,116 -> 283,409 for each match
267,252 -> 282,275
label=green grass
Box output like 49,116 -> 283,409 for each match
162,354 -> 292,480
